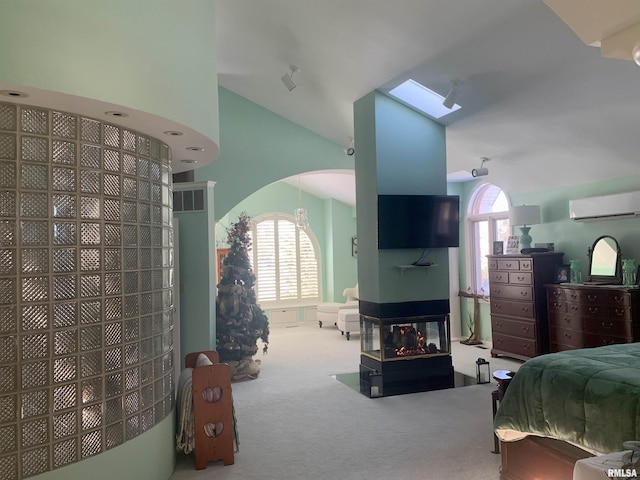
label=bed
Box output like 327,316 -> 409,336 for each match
493,343 -> 640,480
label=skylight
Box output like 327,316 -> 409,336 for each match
388,79 -> 461,119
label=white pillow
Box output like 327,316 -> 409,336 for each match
196,353 -> 214,367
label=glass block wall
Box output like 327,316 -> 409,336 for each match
0,102 -> 174,479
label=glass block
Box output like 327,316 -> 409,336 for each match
0,306 -> 17,334
22,418 -> 48,447
105,321 -> 122,346
80,325 -> 102,352
0,248 -> 15,275
21,304 -> 49,331
103,200 -> 120,223
139,249 -> 151,269
124,343 -> 138,367
52,111 -> 77,139
124,249 -> 138,270
152,249 -> 162,269
0,278 -> 16,305
53,275 -> 76,301
161,164 -> 170,186
160,205 -> 168,225
53,383 -> 77,411
22,446 -> 49,477
104,297 -> 122,321
124,318 -> 138,342
52,140 -> 76,165
0,103 -> 17,130
80,222 -> 100,245
138,157 -> 149,178
103,173 -> 120,197
0,221 -> 16,247
0,162 -> 15,188
21,248 -> 48,273
20,361 -> 47,389
52,222 -> 75,245
21,389 -> 48,417
21,135 -> 48,162
122,202 -> 137,222
0,364 -> 16,393
21,333 -> 48,360
81,429 -> 102,458
0,424 -> 17,454
140,360 -> 153,384
103,124 -> 120,148
105,423 -> 123,450
105,398 -> 123,424
0,336 -> 17,363
123,225 -> 137,246
0,394 -> 16,431
140,293 -> 152,315
52,194 -> 77,218
0,132 -> 16,160
160,144 -> 170,162
104,249 -> 121,271
21,276 -> 48,302
139,203 -> 150,223
81,143 -> 101,168
123,176 -> 137,198
124,272 -> 138,294
149,138 -> 160,160
125,295 -> 138,317
151,184 -> 161,203
53,356 -> 77,383
150,161 -> 161,182
80,351 -> 102,378
80,274 -> 100,298
105,373 -> 122,398
53,302 -> 77,328
20,163 -> 48,190
20,192 -> 48,217
79,196 -> 100,220
53,410 -> 77,438
125,367 -> 139,391
104,273 -> 121,296
53,248 -> 76,272
140,338 -> 152,361
140,384 -> 153,408
81,404 -> 102,431
53,437 -> 77,468
80,248 -> 100,271
104,224 -> 121,246
54,329 -> 77,356
123,130 -> 136,152
0,191 -> 16,217
105,347 -> 122,371
80,300 -> 101,324
103,148 -> 120,172
126,414 -> 139,440
80,170 -> 100,194
141,407 -> 154,432
120,154 -> 136,176
138,180 -> 150,201
124,391 -> 139,415
140,271 -> 152,292
21,108 -> 48,134
81,118 -> 101,144
52,166 -> 76,191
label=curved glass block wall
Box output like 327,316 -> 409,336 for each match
0,102 -> 174,479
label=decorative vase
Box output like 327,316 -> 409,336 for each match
623,259 -> 636,286
569,259 -> 582,284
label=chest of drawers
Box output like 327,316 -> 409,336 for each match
488,252 -> 564,361
546,283 -> 640,352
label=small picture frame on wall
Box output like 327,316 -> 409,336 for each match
555,264 -> 570,283
506,236 -> 520,254
493,241 -> 504,255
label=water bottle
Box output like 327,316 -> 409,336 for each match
623,259 -> 636,286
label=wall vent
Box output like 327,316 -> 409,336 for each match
173,187 -> 206,212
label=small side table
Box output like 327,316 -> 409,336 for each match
491,369 -> 515,454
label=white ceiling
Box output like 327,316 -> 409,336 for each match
215,0 -> 640,206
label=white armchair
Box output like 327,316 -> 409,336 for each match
316,284 -> 359,328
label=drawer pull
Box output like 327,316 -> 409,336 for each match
517,275 -> 526,281
553,291 -> 562,298
505,263 -> 512,268
521,326 -> 530,333
614,308 -> 625,317
564,332 -> 572,338
570,293 -> 578,300
522,344 -> 531,349
495,322 -> 502,327
587,294 -> 598,301
601,322 -> 614,329
570,305 -> 579,312
520,306 -> 530,313
613,295 -> 625,304
522,262 -> 531,269
520,291 -> 529,297
564,316 -> 571,323
496,275 -> 503,280
588,306 -> 599,314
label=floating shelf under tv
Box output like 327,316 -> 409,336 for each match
395,264 -> 438,274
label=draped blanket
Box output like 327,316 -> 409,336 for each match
494,343 -> 640,455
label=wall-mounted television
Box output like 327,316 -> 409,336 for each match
378,195 -> 460,249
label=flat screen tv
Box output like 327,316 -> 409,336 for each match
378,195 -> 460,249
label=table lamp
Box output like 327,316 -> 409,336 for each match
509,205 -> 541,251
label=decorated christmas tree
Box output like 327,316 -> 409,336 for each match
216,212 -> 269,380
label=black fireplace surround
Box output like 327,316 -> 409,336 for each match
359,299 -> 454,397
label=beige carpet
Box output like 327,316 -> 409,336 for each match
171,321 -> 522,480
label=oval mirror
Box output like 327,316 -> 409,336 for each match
587,235 -> 622,285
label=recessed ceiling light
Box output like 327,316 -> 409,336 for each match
105,111 -> 129,118
181,159 -> 198,164
186,146 -> 204,152
389,79 -> 461,119
0,90 -> 29,98
164,130 -> 184,136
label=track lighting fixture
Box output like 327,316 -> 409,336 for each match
472,157 -> 489,177
281,65 -> 299,91
442,80 -> 462,109
344,137 -> 355,156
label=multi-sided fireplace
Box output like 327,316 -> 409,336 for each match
359,311 -> 454,397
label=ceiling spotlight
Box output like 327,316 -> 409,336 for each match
442,81 -> 462,109
186,146 -> 204,152
633,44 -> 640,66
343,137 -> 355,156
281,65 -> 299,91
472,157 -> 489,177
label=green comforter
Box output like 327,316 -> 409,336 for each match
494,343 -> 640,455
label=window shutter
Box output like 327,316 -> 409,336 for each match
255,220 -> 277,302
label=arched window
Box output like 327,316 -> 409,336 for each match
467,184 -> 510,294
249,214 -> 321,306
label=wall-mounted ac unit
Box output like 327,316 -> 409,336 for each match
569,191 -> 640,221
